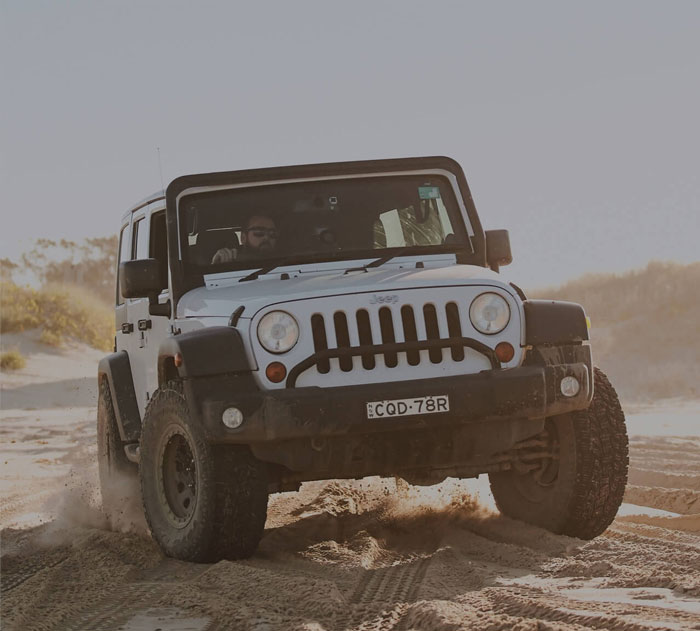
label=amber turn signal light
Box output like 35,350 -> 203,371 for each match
495,342 -> 515,363
266,361 -> 287,383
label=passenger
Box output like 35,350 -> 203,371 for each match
212,214 -> 278,263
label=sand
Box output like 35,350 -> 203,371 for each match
2,331 -> 699,630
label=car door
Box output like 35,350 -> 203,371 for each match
124,206 -> 172,418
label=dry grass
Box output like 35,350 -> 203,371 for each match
530,261 -> 700,402
0,349 -> 26,371
0,282 -> 113,352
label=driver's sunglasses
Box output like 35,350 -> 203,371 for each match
246,227 -> 278,239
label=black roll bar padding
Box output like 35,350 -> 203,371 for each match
285,337 -> 501,388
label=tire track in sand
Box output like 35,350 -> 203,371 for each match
334,556 -> 431,631
50,560 -> 213,631
489,590 -> 696,631
1,551 -> 70,595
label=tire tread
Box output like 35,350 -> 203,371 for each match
562,367 -> 629,539
489,367 -> 629,540
140,381 -> 267,562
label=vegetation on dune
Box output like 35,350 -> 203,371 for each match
0,281 -> 113,352
0,349 -> 27,371
531,261 -> 700,401
1,236 -> 117,304
1,235 -> 116,352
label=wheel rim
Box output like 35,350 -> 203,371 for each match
512,420 -> 561,501
158,427 -> 197,527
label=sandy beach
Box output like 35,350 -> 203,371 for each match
2,331 -> 699,630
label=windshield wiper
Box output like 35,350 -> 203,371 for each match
365,247 -> 415,268
344,247 -> 433,275
364,246 -> 414,269
241,246 -> 461,281
237,251 -> 350,281
238,259 -> 297,282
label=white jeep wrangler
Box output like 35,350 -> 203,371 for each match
98,157 -> 628,562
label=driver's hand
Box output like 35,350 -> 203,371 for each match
212,248 -> 236,264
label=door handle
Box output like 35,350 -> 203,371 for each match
121,322 -> 134,334
138,319 -> 152,331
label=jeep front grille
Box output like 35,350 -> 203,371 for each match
310,302 -> 471,372
251,287 -> 521,389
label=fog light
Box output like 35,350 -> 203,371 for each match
266,361 -> 287,383
222,407 -> 244,429
560,376 -> 580,397
495,342 -> 515,363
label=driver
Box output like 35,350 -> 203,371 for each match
212,214 -> 278,263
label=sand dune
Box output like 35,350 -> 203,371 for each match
2,333 -> 699,630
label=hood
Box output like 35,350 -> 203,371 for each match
177,259 -> 513,319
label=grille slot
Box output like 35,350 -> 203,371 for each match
311,314 -> 330,373
356,309 -> 375,369
423,304 -> 442,364
333,311 -> 353,372
400,305 -> 420,366
378,307 -> 398,367
445,302 -> 465,361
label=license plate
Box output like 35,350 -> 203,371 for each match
366,395 -> 449,419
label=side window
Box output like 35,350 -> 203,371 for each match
132,217 -> 149,260
149,210 -> 169,290
116,223 -> 130,305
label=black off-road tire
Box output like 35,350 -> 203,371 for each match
97,377 -> 138,511
139,381 -> 268,562
489,367 -> 629,539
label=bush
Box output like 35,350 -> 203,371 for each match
16,236 -> 118,304
38,329 -> 64,347
1,281 -> 42,332
0,281 -> 113,351
530,261 -> 700,401
0,349 -> 26,371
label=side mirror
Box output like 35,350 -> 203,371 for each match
120,259 -> 171,317
120,259 -> 162,298
485,230 -> 512,272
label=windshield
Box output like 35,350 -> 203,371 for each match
178,174 -> 471,274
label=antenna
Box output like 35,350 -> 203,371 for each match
157,147 -> 165,195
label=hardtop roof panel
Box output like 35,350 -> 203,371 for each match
165,156 -> 468,202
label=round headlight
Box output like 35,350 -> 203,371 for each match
257,311 -> 299,354
469,292 -> 510,335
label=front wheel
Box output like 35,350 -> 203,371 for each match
139,382 -> 268,562
489,368 -> 629,539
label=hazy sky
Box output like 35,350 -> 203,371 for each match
2,1 -> 699,287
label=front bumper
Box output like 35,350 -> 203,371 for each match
187,360 -> 592,445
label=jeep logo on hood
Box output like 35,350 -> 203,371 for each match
369,294 -> 399,305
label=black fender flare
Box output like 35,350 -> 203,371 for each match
524,300 -> 589,346
98,351 -> 142,443
158,326 -> 253,384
